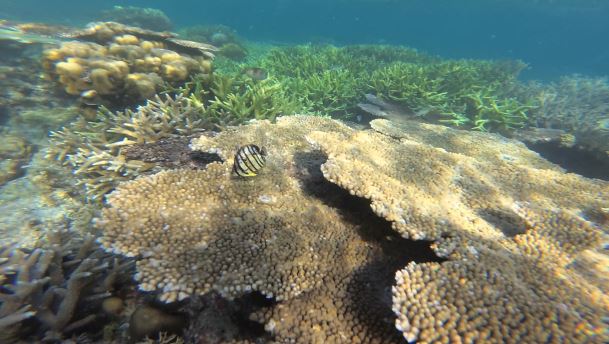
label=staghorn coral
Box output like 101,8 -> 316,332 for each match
0,231 -> 133,343
47,94 -> 206,202
97,115 -> 608,342
368,60 -> 534,132
42,22 -> 215,104
306,118 -> 609,343
530,75 -> 609,157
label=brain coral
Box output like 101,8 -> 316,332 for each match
307,119 -> 609,343
98,116 -> 608,343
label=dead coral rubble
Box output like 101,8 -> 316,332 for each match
0,231 -> 133,343
98,116 -> 608,343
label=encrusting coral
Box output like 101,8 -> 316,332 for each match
97,115 -> 608,342
307,119 -> 609,343
0,231 -> 133,343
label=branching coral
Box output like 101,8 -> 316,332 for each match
47,94 -> 206,201
258,44 -> 435,116
530,75 -> 609,156
307,118 -> 608,343
0,231 -> 133,343
369,60 -> 534,132
181,73 -> 302,125
98,115 -> 607,342
97,116 -> 433,342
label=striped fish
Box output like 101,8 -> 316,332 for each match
233,144 -> 267,177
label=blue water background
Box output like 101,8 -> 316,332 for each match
2,0 -> 608,80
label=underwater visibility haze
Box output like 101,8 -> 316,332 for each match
0,1 -> 608,343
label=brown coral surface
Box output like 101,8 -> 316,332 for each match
308,119 -> 609,343
98,116 -> 608,343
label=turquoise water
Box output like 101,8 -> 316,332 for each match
3,0 -> 609,79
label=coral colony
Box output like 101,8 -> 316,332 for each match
0,9 -> 607,343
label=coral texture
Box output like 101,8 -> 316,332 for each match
47,94 -> 206,201
99,116 -> 424,342
307,119 -> 609,343
42,22 -> 215,103
98,116 -> 608,343
0,231 -> 133,342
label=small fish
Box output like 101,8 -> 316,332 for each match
233,144 -> 267,177
242,67 -> 268,81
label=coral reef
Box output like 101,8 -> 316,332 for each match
47,94 -> 207,202
369,60 -> 534,132
531,75 -> 609,157
307,119 -> 608,343
219,43 -> 248,61
0,231 -> 133,342
46,63 -> 303,202
97,115 -> 607,342
259,44 -> 433,116
98,116 -> 434,342
100,6 -> 173,32
42,22 -> 215,104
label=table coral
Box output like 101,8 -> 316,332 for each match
307,119 -> 609,343
97,116 -> 608,343
99,116 -> 437,342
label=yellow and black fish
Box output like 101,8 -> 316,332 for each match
233,144 -> 267,177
